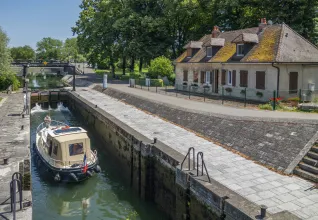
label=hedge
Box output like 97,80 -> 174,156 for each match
135,78 -> 164,87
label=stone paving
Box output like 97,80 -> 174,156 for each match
0,92 -> 32,219
75,87 -> 318,220
99,86 -> 318,172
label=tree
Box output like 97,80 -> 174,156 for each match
36,37 -> 63,60
148,56 -> 173,78
10,45 -> 35,61
0,26 -> 20,90
62,38 -> 79,62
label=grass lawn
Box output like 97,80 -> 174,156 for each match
0,97 -> 3,102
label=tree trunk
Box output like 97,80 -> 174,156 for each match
130,56 -> 135,73
139,57 -> 143,73
110,55 -> 115,78
123,56 -> 126,75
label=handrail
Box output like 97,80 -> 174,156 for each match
197,152 -> 211,183
181,147 -> 195,170
36,120 -> 68,134
10,173 -> 23,220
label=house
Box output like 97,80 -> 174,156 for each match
174,18 -> 318,102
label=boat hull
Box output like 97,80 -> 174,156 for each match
32,143 -> 100,183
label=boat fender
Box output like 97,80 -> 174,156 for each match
94,165 -> 101,173
69,173 -> 78,182
86,170 -> 93,177
54,173 -> 61,182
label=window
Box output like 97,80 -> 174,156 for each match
193,71 -> 198,83
228,71 -> 232,85
183,71 -> 188,81
240,70 -> 248,87
256,71 -> 265,90
187,48 -> 192,57
207,47 -> 212,57
69,143 -> 84,156
206,71 -> 211,83
237,44 -> 244,56
53,144 -> 58,155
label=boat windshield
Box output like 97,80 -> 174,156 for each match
69,143 -> 84,156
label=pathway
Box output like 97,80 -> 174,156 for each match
75,87 -> 318,220
108,84 -> 318,121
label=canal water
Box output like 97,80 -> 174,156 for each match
30,104 -> 166,220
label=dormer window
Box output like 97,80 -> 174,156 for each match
187,48 -> 192,58
237,44 -> 244,56
207,47 -> 212,57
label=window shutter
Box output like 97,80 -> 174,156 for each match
210,71 -> 213,84
201,71 -> 205,83
256,71 -> 265,90
221,70 -> 226,85
240,70 -> 248,87
232,70 -> 236,87
289,72 -> 298,93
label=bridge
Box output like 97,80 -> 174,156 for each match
10,62 -> 84,76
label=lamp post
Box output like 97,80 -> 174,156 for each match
72,64 -> 76,91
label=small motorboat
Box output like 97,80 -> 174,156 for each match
34,116 -> 101,183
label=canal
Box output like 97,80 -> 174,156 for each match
30,105 -> 166,219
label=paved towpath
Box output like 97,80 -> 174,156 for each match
75,87 -> 318,220
108,84 -> 318,121
0,92 -> 32,219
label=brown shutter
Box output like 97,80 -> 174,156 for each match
232,70 -> 236,87
256,71 -> 265,89
240,70 -> 248,87
210,71 -> 213,84
289,72 -> 298,93
193,71 -> 198,83
183,71 -> 188,81
200,71 -> 205,83
221,70 -> 226,85
187,48 -> 192,57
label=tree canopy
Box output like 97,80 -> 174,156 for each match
36,37 -> 63,60
0,26 -> 12,75
72,0 -> 318,75
10,45 -> 35,61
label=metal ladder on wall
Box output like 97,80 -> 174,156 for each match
181,147 -> 211,183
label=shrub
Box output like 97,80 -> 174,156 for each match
119,75 -> 130,80
135,78 -> 164,87
183,82 -> 188,86
259,103 -> 272,110
225,87 -> 232,93
148,56 -> 174,78
203,85 -> 210,89
130,72 -> 141,79
256,91 -> 263,98
287,97 -> 300,102
191,83 -> 198,87
0,74 -> 21,91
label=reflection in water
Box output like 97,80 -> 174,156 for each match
31,104 -> 166,220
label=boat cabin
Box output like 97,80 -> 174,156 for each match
45,127 -> 91,167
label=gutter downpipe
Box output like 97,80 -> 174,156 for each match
272,63 -> 280,97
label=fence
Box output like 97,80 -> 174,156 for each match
130,82 -> 318,111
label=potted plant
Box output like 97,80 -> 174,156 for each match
182,82 -> 188,90
225,87 -> 232,95
287,97 -> 300,107
256,91 -> 263,98
240,89 -> 246,96
191,83 -> 198,91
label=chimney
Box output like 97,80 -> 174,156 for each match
258,18 -> 267,33
212,26 -> 220,38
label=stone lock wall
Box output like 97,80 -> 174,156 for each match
67,91 -> 300,220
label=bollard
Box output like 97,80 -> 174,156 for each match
153,137 -> 157,144
4,158 -> 8,165
222,87 -> 224,104
95,105 -> 97,108
148,84 -> 149,91
21,125 -> 24,130
204,88 -> 206,102
273,90 -> 276,111
260,205 -> 267,218
156,86 -> 157,93
22,114 -> 24,118
244,87 -> 247,107
165,85 -> 167,94
189,86 -> 191,99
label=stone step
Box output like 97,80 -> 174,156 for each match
294,167 -> 318,183
311,146 -> 318,154
299,162 -> 318,174
303,156 -> 318,167
308,151 -> 318,160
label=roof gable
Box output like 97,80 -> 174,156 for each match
276,24 -> 318,62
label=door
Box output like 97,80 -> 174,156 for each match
289,72 -> 298,94
215,70 -> 219,93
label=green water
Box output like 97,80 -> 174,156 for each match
30,105 -> 166,220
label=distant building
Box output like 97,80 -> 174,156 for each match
174,18 -> 318,101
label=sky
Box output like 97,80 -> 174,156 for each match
0,0 -> 82,49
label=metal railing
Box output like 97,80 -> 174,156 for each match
10,172 -> 23,220
181,147 -> 195,170
197,152 -> 211,183
36,121 -> 98,168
